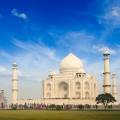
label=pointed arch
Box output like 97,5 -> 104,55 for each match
47,83 -> 51,91
58,82 -> 69,98
85,92 -> 89,99
75,82 -> 81,89
84,81 -> 89,89
76,92 -> 81,98
46,92 -> 51,98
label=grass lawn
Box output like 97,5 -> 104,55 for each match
0,110 -> 120,120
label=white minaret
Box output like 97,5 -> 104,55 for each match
112,74 -> 117,99
12,62 -> 18,103
103,51 -> 111,93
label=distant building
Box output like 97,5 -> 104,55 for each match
0,90 -> 7,108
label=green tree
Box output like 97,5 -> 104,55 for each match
96,93 -> 116,110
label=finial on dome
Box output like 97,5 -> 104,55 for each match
69,53 -> 74,55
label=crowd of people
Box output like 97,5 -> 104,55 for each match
11,103 -> 99,110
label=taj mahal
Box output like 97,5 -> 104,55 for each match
11,52 -> 118,105
43,53 -> 98,104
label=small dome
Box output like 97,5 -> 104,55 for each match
86,74 -> 91,78
60,53 -> 85,73
49,71 -> 56,75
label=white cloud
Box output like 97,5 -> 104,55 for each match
103,6 -> 120,26
12,39 -> 60,79
0,65 -> 11,77
13,39 -> 59,61
111,7 -> 120,17
0,66 -> 7,72
57,31 -> 96,53
0,50 -> 12,59
96,3 -> 120,43
11,9 -> 27,20
93,45 -> 116,55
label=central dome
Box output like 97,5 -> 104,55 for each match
60,53 -> 85,73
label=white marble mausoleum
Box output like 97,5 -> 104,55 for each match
43,53 -> 98,104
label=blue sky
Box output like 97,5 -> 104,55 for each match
0,0 -> 120,101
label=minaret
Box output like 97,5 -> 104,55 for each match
12,62 -> 18,103
103,51 -> 111,93
112,74 -> 117,99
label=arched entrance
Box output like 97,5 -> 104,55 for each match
58,82 -> 69,98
